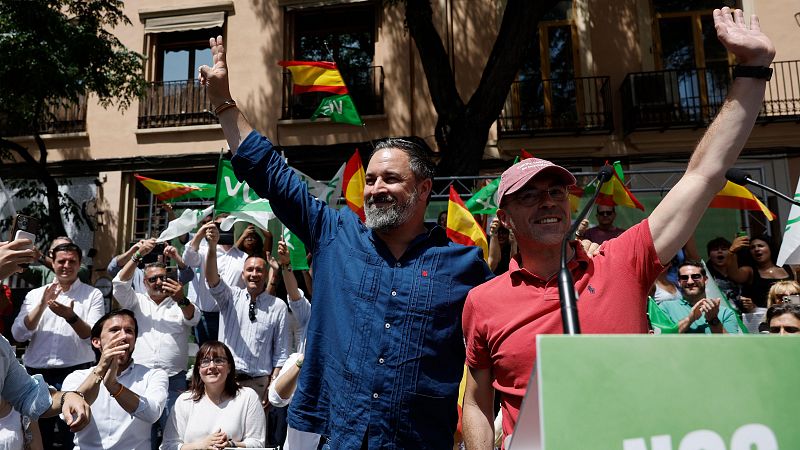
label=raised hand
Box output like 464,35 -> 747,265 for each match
713,7 -> 775,66
0,239 -> 36,279
198,36 -> 232,106
137,238 -> 157,256
96,332 -> 130,378
161,278 -> 184,299
277,240 -> 291,265
202,222 -> 220,246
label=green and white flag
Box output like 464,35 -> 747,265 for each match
157,205 -> 214,242
777,177 -> 800,265
647,297 -> 678,334
282,227 -> 309,271
702,260 -> 748,334
310,94 -> 363,126
465,178 -> 500,215
292,162 -> 346,206
215,159 -> 275,231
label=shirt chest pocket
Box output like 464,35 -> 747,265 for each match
161,309 -> 186,331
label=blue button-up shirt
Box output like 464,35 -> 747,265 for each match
232,131 -> 493,449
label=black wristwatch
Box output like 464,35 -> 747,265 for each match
707,317 -> 721,327
733,65 -> 773,81
177,298 -> 190,307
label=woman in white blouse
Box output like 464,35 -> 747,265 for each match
161,341 -> 265,449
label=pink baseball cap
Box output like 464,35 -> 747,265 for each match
497,158 -> 576,206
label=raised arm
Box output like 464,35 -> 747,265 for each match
198,36 -> 252,154
648,7 -> 775,263
201,223 -> 221,288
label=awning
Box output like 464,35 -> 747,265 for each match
144,11 -> 225,34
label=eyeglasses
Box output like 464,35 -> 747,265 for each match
597,211 -> 615,217
249,301 -> 256,322
146,275 -> 167,283
769,326 -> 800,334
198,357 -> 228,368
780,294 -> 800,304
678,274 -> 704,282
510,187 -> 568,206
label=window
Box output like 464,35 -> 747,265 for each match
156,29 -> 218,82
652,0 -> 737,119
283,3 -> 382,119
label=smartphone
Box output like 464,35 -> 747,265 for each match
165,267 -> 178,281
11,214 -> 40,250
737,230 -> 748,238
783,294 -> 800,305
215,223 -> 235,246
142,242 -> 166,264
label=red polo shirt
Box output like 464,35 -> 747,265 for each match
463,219 -> 664,442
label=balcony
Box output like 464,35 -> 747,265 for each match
498,76 -> 613,137
281,66 -> 384,120
621,61 -> 800,133
138,80 -> 216,129
0,95 -> 87,137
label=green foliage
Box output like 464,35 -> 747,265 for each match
0,0 -> 145,132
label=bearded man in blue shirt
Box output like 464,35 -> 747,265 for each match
199,39 -> 493,450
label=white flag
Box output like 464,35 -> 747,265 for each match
157,205 -> 214,242
292,162 -> 346,206
777,178 -> 800,266
218,210 -> 274,232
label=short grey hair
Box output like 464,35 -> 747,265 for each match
371,138 -> 436,181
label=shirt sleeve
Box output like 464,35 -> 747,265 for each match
182,246 -> 201,269
1,337 -> 51,419
106,256 -> 122,278
112,275 -> 138,310
11,289 -> 41,342
131,368 -> 168,424
240,389 -> 267,447
181,302 -> 201,326
272,304 -> 290,369
463,290 -> 492,369
231,131 -> 340,254
177,265 -> 195,285
288,291 -> 312,331
84,288 -> 106,330
207,279 -> 233,311
159,394 -> 190,450
721,308 -> 741,334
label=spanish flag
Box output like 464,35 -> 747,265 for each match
710,181 -> 776,221
134,174 -> 201,201
446,186 -> 488,260
520,149 -> 534,160
342,150 -> 366,221
596,172 -> 645,211
278,61 -> 349,95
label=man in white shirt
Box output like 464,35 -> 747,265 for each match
113,239 -> 200,450
62,309 -> 168,450
182,213 -> 248,346
202,222 -> 289,407
11,242 -> 104,448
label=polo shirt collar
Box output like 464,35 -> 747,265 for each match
509,240 -> 591,284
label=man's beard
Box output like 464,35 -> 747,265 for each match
364,189 -> 418,232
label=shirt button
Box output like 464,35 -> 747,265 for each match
391,290 -> 397,296
378,358 -> 385,364
372,393 -> 379,399
385,323 -> 391,329
395,262 -> 401,268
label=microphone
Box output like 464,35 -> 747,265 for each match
558,165 -> 614,335
725,168 -> 800,207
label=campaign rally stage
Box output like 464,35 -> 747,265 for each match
510,335 -> 797,450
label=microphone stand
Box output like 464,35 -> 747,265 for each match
743,177 -> 800,207
558,167 -> 613,335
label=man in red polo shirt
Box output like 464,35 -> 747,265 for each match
461,7 -> 775,449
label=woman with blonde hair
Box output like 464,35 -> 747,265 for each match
766,280 -> 800,308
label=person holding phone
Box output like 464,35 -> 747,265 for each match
11,241 -> 105,448
113,241 -> 199,450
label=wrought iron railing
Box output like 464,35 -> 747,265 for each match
621,60 -> 800,133
138,80 -> 216,129
498,76 -> 613,136
0,95 -> 88,137
281,66 -> 384,120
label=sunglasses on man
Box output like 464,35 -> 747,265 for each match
678,273 -> 704,282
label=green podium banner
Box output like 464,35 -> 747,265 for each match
511,335 -> 799,450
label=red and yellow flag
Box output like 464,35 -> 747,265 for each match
520,149 -> 534,160
710,181 -> 776,221
134,174 -> 200,201
343,150 -> 366,221
446,186 -> 488,260
568,185 -> 584,213
278,61 -> 349,95
596,172 -> 645,211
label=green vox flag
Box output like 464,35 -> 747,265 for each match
647,297 -> 678,334
310,94 -> 363,126
465,178 -> 500,215
282,227 -> 309,271
214,159 -> 274,230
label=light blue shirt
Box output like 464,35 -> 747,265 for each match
658,298 -> 740,334
0,335 -> 51,419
